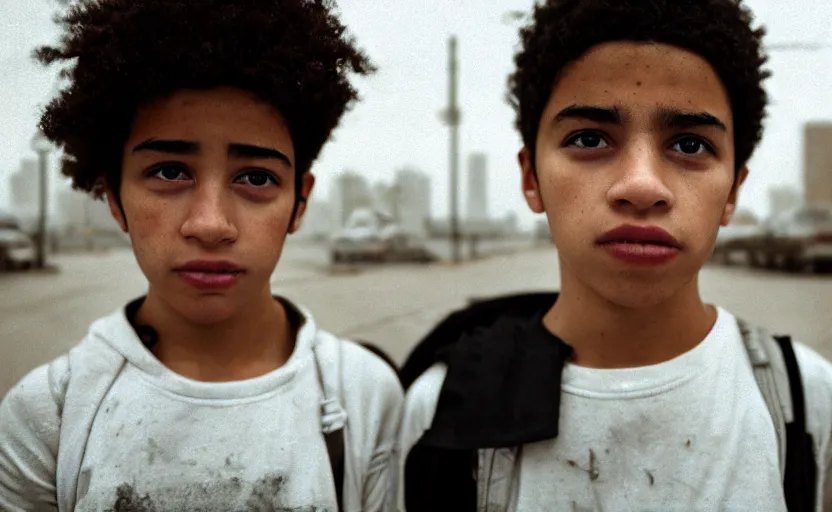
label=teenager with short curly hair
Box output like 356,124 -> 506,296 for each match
0,1 -> 402,510
400,1 -> 832,510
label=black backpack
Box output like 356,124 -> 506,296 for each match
399,292 -> 817,512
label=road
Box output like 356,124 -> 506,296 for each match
1,241 -> 831,398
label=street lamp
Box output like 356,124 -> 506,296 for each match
30,130 -> 53,269
440,36 -> 462,263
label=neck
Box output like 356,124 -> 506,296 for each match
136,290 -> 295,382
545,273 -> 716,369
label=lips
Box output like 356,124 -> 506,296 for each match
174,260 -> 245,274
173,260 -> 246,289
596,225 -> 682,249
596,225 -> 682,265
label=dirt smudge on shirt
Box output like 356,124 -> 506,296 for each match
102,475 -> 330,512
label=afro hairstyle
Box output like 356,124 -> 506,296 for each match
508,0 -> 770,174
35,0 -> 375,202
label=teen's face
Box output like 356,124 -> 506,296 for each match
110,87 -> 314,324
520,42 -> 747,308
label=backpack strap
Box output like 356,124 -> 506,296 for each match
478,447 -> 522,511
738,319 -> 817,511
51,335 -> 126,512
775,334 -> 817,512
737,317 -> 792,477
312,334 -> 348,511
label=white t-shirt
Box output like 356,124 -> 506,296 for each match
401,307 -> 832,511
0,299 -> 403,512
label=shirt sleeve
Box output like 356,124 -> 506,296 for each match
399,364 -> 446,461
397,363 -> 447,511
0,364 -> 61,512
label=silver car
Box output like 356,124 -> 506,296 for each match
0,228 -> 36,271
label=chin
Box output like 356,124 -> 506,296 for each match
598,286 -> 677,309
169,294 -> 242,326
590,272 -> 696,310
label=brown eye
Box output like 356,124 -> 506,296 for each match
566,132 -> 609,149
234,170 -> 279,188
672,137 -> 712,156
149,164 -> 189,181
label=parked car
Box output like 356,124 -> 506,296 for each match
330,208 -> 436,264
0,212 -> 36,270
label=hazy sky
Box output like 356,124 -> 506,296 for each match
1,0 -> 831,226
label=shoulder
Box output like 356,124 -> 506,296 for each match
339,338 -> 404,407
405,363 -> 447,419
1,358 -> 64,431
401,363 -> 447,458
0,361 -> 62,504
792,342 -> 832,429
794,342 -> 832,390
786,341 -> 832,475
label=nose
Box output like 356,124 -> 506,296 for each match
180,182 -> 238,247
606,140 -> 674,214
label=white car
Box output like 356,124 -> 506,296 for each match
0,228 -> 36,270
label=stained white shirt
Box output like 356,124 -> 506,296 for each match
402,307 -> 832,511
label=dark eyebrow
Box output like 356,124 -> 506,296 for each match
131,139 -> 292,167
228,143 -> 292,167
554,105 -> 622,125
132,139 -> 199,155
656,109 -> 727,132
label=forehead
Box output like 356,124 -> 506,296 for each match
546,42 -> 733,130
128,87 -> 292,147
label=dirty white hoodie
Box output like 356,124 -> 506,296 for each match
0,298 -> 403,511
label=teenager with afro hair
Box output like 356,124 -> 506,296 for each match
0,1 -> 402,510
399,1 -> 832,510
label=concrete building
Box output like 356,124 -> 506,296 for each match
330,171 -> 372,227
56,187 -> 120,233
731,208 -> 760,226
296,196 -> 335,239
804,122 -> 832,206
466,153 -> 488,221
8,159 -> 39,226
393,167 -> 431,235
768,185 -> 803,217
372,182 -> 395,218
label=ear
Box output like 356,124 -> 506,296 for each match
721,167 -> 749,226
105,189 -> 128,233
289,172 -> 316,234
519,147 -> 544,214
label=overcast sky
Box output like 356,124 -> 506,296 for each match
1,0 -> 830,226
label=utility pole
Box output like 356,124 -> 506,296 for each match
443,36 -> 462,263
30,131 -> 52,269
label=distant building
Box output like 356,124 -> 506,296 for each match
296,196 -> 335,239
804,122 -> 832,206
393,167 -> 431,235
502,212 -> 518,232
331,171 -> 372,227
731,208 -> 759,226
466,153 -> 488,221
56,187 -> 121,233
534,218 -> 552,242
9,159 -> 39,225
372,182 -> 395,218
768,185 -> 802,217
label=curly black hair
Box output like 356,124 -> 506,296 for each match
508,0 -> 770,173
35,0 -> 374,201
